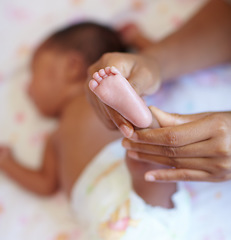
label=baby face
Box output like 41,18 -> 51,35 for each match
28,48 -> 78,117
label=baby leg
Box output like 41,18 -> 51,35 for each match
89,67 -> 177,209
89,66 -> 153,129
126,154 -> 176,208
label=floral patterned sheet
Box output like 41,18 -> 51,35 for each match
1,0 -> 231,239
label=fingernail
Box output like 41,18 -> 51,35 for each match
130,132 -> 138,140
122,139 -> 130,148
128,151 -> 138,159
120,124 -> 133,138
145,174 -> 156,182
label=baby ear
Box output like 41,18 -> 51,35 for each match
66,51 -> 87,82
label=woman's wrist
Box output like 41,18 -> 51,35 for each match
141,41 -> 178,84
137,52 -> 162,95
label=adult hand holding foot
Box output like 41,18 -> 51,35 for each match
86,0 -> 231,185
123,107 -> 231,182
87,52 -> 161,137
89,66 -> 156,129
86,0 -> 231,138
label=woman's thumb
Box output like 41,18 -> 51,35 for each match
149,106 -> 200,127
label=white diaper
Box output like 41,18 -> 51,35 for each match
71,140 -> 191,240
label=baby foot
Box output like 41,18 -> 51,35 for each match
89,66 -> 152,128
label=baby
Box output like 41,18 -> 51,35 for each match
0,22 -> 124,196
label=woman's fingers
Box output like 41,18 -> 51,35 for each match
127,149 -> 206,167
150,106 -> 210,127
127,151 -> 224,173
105,106 -> 134,138
123,138 -> 219,158
144,169 -> 212,182
130,116 -> 213,146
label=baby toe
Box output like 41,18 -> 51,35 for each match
89,79 -> 99,91
93,72 -> 102,82
110,66 -> 121,75
105,67 -> 111,75
99,69 -> 107,78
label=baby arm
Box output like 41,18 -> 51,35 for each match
0,136 -> 59,196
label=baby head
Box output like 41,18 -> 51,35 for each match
28,22 -> 126,117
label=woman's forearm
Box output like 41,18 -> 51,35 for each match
142,0 -> 231,82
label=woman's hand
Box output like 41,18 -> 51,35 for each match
86,52 -> 161,138
123,107 -> 231,182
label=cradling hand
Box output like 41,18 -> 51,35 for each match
123,107 -> 231,182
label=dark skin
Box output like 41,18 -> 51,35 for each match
125,108 -> 231,183
86,0 -> 231,184
0,47 -> 120,197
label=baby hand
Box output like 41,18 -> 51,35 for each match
0,146 -> 13,169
